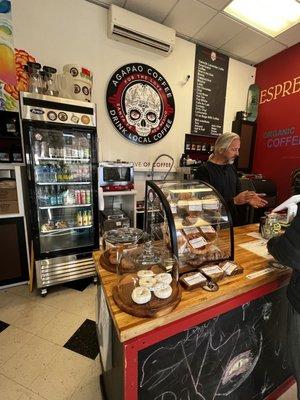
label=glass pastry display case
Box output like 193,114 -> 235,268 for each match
144,180 -> 234,274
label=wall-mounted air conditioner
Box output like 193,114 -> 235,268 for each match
107,5 -> 176,56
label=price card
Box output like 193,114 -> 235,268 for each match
189,236 -> 207,249
189,204 -> 202,211
170,205 -> 177,214
183,227 -> 199,235
201,225 -> 215,233
202,265 -> 223,275
183,272 -> 206,285
246,268 -> 275,279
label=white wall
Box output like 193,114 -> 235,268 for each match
11,0 -> 255,171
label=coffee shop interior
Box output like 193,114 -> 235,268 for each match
0,0 -> 299,399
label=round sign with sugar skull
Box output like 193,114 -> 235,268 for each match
106,63 -> 175,145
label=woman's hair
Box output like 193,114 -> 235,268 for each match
214,132 -> 240,154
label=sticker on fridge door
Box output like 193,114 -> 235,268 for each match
106,63 -> 175,145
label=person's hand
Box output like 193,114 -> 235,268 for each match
233,190 -> 256,205
248,193 -> 268,208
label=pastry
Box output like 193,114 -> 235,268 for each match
109,253 -> 117,265
120,258 -> 135,270
178,192 -> 193,201
220,261 -> 244,276
139,276 -> 157,289
137,269 -> 155,279
131,287 -> 151,304
155,273 -> 172,285
153,284 -> 172,299
152,281 -> 168,292
182,215 -> 198,226
200,225 -> 217,242
41,222 -> 54,232
187,254 -> 206,267
200,265 -> 224,282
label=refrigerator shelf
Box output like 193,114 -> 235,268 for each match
40,225 -> 93,235
37,157 -> 90,162
37,182 -> 91,185
39,204 -> 92,210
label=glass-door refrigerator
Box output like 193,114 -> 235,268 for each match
20,92 -> 99,295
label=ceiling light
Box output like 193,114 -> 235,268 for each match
224,0 -> 300,37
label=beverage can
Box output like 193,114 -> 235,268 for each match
75,189 -> 81,204
80,189 -> 86,204
86,189 -> 91,204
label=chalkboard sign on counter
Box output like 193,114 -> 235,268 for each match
191,45 -> 229,136
138,287 -> 291,400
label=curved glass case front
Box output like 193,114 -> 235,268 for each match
144,180 -> 234,273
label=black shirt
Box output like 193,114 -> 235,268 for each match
267,206 -> 300,313
194,161 -> 242,225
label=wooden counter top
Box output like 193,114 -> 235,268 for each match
94,224 -> 291,342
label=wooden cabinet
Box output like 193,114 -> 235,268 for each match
232,119 -> 256,173
0,217 -> 29,286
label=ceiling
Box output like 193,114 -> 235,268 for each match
87,0 -> 300,65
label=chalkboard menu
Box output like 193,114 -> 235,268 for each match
191,45 -> 229,136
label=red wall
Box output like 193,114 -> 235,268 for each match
253,43 -> 300,203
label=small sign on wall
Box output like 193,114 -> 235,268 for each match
106,63 -> 175,145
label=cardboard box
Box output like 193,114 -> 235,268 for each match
0,180 -> 16,189
0,201 -> 19,214
0,188 -> 18,201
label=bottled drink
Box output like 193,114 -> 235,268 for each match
85,189 -> 91,204
80,189 -> 86,204
34,141 -> 41,157
62,188 -> 68,205
63,165 -> 69,181
77,211 -> 83,226
56,188 -> 63,205
68,189 -> 75,205
42,165 -> 50,182
50,164 -> 57,182
87,210 -> 92,225
50,187 -> 57,206
40,141 -> 49,158
82,210 -> 88,226
49,146 -> 55,158
35,165 -> 43,182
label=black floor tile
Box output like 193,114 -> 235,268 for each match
0,320 -> 9,333
64,319 -> 99,360
63,278 -> 93,292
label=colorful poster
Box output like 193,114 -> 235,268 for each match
0,1 -> 36,111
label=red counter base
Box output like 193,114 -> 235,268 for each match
265,377 -> 295,400
120,280 -> 290,400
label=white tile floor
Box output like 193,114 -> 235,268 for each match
0,283 -> 102,400
0,282 -> 298,400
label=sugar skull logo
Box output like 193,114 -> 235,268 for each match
106,63 -> 175,145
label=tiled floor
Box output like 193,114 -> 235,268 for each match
278,384 -> 298,400
0,282 -> 298,400
0,282 -> 102,400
